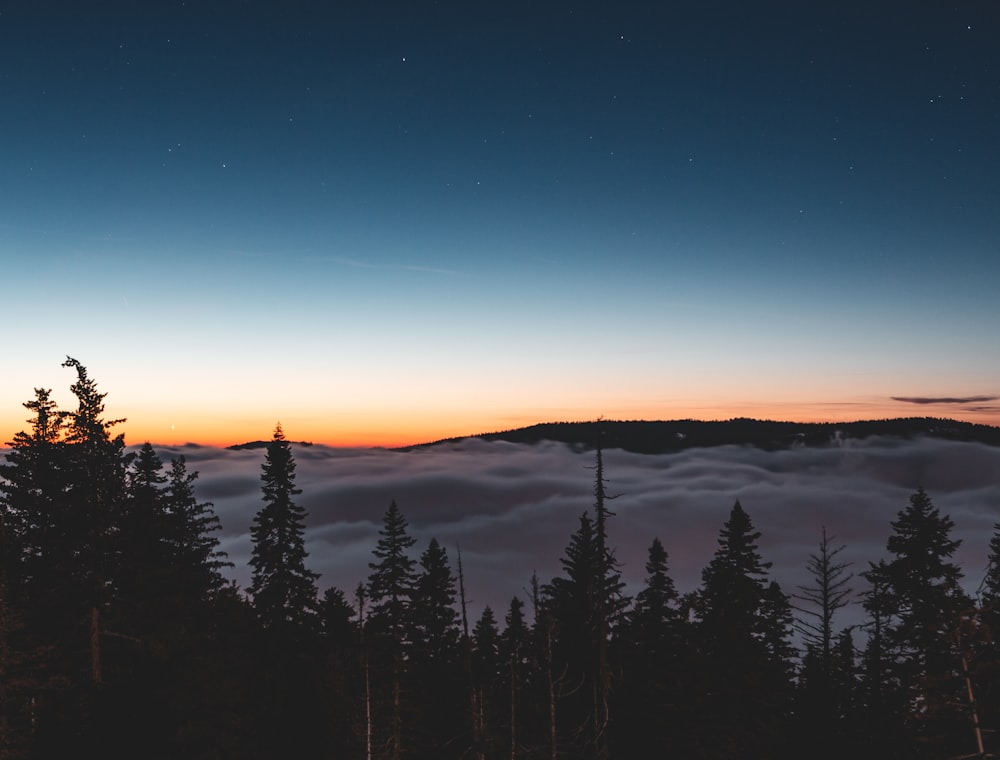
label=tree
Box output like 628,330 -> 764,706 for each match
691,500 -> 791,759
858,559 -> 907,758
409,538 -> 464,756
543,438 -> 628,760
320,586 -> 364,757
411,538 -> 460,662
629,537 -> 679,653
615,537 -> 686,756
499,597 -> 530,760
59,357 -> 132,688
248,424 -> 319,633
117,443 -> 172,635
247,426 -> 324,757
876,487 -> 972,757
696,500 -> 771,641
367,500 -> 417,645
972,523 -> 1000,756
366,500 -> 418,760
795,527 -> 853,671
162,455 -> 229,607
0,387 -> 65,590
793,527 -> 854,757
472,606 -> 501,758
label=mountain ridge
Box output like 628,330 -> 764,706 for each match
397,417 -> 1000,455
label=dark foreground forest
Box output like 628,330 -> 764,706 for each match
2,360 -> 999,759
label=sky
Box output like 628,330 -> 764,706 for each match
143,436 -> 1000,625
2,1 -> 999,447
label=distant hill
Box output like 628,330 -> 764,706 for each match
402,418 -> 1000,455
228,440 -> 314,451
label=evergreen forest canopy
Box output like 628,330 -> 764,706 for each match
2,359 -> 1000,759
414,417 -> 1000,454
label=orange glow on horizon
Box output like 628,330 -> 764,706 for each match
4,395 -> 998,451
42,405 -> 1000,450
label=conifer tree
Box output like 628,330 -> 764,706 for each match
544,439 -> 628,759
366,500 -> 418,760
692,500 -> 789,759
409,538 -> 464,756
0,387 -> 65,589
615,537 -> 685,756
629,537 -> 679,652
60,357 -> 132,687
163,455 -> 229,605
696,500 -> 771,641
877,487 -> 971,757
499,597 -> 529,760
472,606 -> 500,758
117,443 -> 172,633
858,559 -> 907,757
248,425 -> 318,632
411,538 -> 460,661
975,523 -> 1000,756
367,500 -> 417,644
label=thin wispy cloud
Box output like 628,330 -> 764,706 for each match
892,395 -> 998,406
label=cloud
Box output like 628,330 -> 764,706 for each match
892,395 -> 998,406
143,436 -> 1000,626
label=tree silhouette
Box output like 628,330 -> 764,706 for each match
878,487 -> 971,758
691,500 -> 789,759
409,537 -> 464,756
616,537 -> 686,756
366,500 -> 418,760
249,424 -> 319,633
793,527 -> 854,758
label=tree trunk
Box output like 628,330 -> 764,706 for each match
90,605 -> 102,685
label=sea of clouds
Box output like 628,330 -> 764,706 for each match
142,435 -> 1000,624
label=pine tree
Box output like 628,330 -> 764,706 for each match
858,559 -> 907,757
411,538 -> 460,661
366,500 -> 418,760
877,488 -> 972,757
696,500 -> 771,642
60,357 -> 132,688
472,606 -> 500,758
320,586 -> 364,757
367,500 -> 417,645
8,359 -> 132,754
759,579 -> 796,734
248,425 -> 318,633
0,388 -> 65,590
544,439 -> 628,759
629,537 -> 679,654
162,455 -> 229,606
976,524 -> 1000,756
117,443 -> 172,635
409,538 -> 464,756
615,537 -> 686,756
692,500 -> 789,759
499,597 -> 529,760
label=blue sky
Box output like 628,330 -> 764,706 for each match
2,1 -> 998,446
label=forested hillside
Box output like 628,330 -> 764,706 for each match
413,418 -> 1000,454
2,361 -> 999,759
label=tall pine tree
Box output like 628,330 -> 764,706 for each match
878,487 -> 972,758
366,500 -> 418,760
691,500 -> 791,760
249,425 -> 319,633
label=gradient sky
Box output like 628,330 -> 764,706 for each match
3,1 -> 999,447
